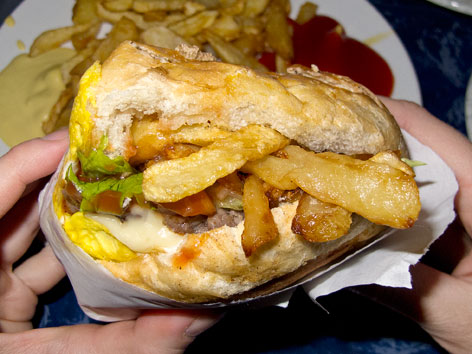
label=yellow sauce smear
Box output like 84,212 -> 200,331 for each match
0,48 -> 76,147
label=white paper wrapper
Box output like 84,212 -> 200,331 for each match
39,130 -> 457,322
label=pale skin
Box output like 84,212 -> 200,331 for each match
0,99 -> 471,353
357,98 -> 472,354
0,129 -> 218,353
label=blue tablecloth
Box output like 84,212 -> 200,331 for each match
2,1 -> 471,353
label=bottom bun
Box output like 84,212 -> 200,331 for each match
99,201 -> 387,303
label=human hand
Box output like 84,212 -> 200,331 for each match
356,98 -> 472,354
0,130 -> 218,353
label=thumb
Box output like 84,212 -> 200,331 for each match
5,310 -> 220,354
354,262 -> 472,353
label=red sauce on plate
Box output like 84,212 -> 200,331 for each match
259,16 -> 394,97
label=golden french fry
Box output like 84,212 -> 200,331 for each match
296,2 -> 318,25
29,23 -> 91,57
140,26 -> 190,49
284,145 -> 421,229
368,151 -> 415,176
92,17 -> 139,62
242,0 -> 270,17
232,33 -> 265,56
241,175 -> 279,257
143,125 -> 289,203
97,2 -> 184,30
205,30 -> 267,70
132,0 -> 187,13
73,0 -> 100,24
131,120 -> 231,164
42,84 -> 75,134
61,45 -> 97,84
71,21 -> 101,50
275,54 -> 289,73
242,154 -> 297,190
246,145 -> 420,229
69,40 -> 101,77
168,10 -> 218,37
208,14 -> 240,41
183,1 -> 206,16
102,0 -> 133,12
142,10 -> 167,22
291,193 -> 352,243
265,2 -> 293,60
220,0 -> 244,16
238,16 -> 264,35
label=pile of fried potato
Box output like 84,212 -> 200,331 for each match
130,123 -> 420,257
29,0 -> 319,134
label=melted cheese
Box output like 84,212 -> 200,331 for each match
87,205 -> 184,253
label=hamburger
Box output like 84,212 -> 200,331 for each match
51,41 -> 420,303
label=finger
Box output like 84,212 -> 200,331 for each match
0,129 -> 68,218
14,245 -> 65,295
354,262 -> 472,353
0,187 -> 41,266
0,310 -> 220,353
0,318 -> 33,332
0,269 -> 37,325
382,98 -> 472,235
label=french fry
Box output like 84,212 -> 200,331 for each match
97,2 -> 184,30
241,154 -> 297,190
242,0 -> 270,17
29,23 -> 92,57
368,151 -> 415,176
291,193 -> 352,242
246,145 -> 420,229
284,145 -> 421,228
130,121 -> 231,164
241,175 -> 279,257
73,0 -> 100,24
102,0 -> 134,12
204,30 -> 267,70
208,14 -> 240,41
42,85 -> 75,134
220,0 -> 245,16
60,45 -> 97,84
143,125 -> 289,203
275,54 -> 289,73
92,17 -> 139,62
232,33 -> 265,57
132,0 -> 187,13
168,10 -> 218,37
296,2 -> 318,25
140,26 -> 190,49
265,2 -> 293,60
71,21 -> 101,50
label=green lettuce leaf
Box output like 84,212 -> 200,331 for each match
78,136 -> 135,178
66,165 -> 143,211
401,157 -> 427,167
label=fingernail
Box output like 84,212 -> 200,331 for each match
41,127 -> 68,141
184,314 -> 222,337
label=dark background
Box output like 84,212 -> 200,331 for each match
2,0 -> 471,353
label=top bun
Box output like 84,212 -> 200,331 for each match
91,41 -> 405,159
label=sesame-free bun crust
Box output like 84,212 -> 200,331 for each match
72,41 -> 405,303
93,41 -> 406,159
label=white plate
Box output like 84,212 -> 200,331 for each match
426,0 -> 472,16
0,0 -> 422,155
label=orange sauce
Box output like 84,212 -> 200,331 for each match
173,233 -> 209,269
